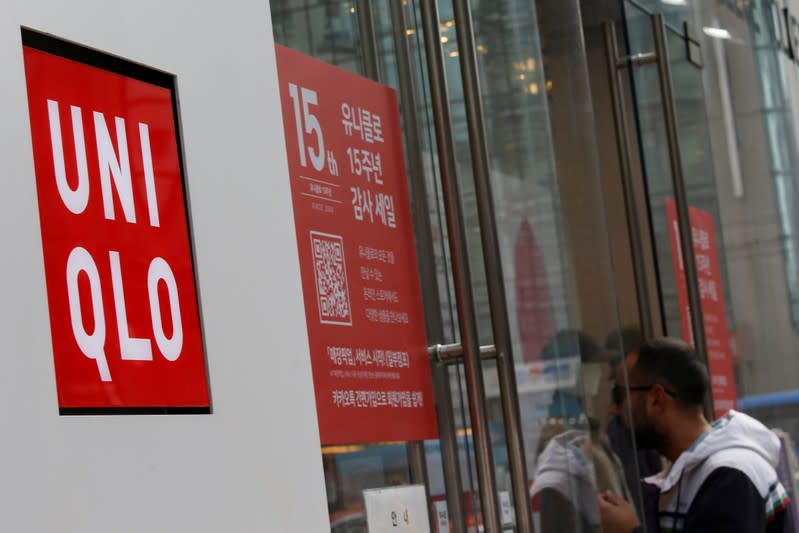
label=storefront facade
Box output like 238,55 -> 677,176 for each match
4,0 -> 799,531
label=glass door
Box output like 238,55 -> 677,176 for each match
622,1 -> 723,345
409,0 -> 636,531
270,1 -> 637,532
271,4 -> 439,533
614,0 -> 736,418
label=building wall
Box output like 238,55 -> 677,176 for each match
690,0 -> 799,398
0,1 -> 329,531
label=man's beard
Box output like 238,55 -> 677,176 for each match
633,419 -> 665,451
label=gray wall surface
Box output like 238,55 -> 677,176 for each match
0,1 -> 329,531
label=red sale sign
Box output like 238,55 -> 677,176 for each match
276,45 -> 437,444
666,200 -> 737,418
23,31 -> 209,413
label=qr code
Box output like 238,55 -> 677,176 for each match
310,231 -> 352,326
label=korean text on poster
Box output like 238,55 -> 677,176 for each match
665,199 -> 737,417
276,45 -> 437,444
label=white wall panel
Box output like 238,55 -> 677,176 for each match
0,1 -> 328,531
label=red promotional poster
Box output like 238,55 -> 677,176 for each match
665,200 -> 737,418
22,31 -> 209,413
276,45 -> 437,444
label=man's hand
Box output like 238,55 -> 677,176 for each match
598,491 -> 641,533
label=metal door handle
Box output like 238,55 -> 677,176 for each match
651,14 -> 709,374
602,13 -> 709,386
602,19 -> 656,341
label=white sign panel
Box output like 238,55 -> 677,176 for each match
434,500 -> 449,533
484,357 -> 582,398
1,1 -> 330,532
499,491 -> 514,525
364,485 -> 431,532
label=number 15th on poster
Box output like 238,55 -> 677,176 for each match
288,83 -> 339,177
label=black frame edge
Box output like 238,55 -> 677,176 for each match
21,27 -> 174,89
60,407 -> 211,416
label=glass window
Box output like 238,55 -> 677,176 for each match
618,0 -> 799,505
271,0 -> 649,530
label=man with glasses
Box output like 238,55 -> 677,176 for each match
598,337 -> 790,533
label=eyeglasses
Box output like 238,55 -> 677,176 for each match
612,384 -> 677,405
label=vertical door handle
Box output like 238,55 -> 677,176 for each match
651,14 -> 711,393
602,20 -> 656,341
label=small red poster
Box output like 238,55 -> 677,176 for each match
23,31 -> 209,413
276,45 -> 437,444
666,200 -> 737,418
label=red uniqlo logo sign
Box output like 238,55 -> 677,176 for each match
22,31 -> 210,413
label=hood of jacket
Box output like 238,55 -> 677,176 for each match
533,429 -> 596,486
531,429 -> 600,525
645,410 -> 781,493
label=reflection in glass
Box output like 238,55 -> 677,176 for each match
686,0 -> 799,464
623,0 -> 799,513
435,0 -> 636,528
324,443 -> 410,533
273,0 -> 639,530
529,331 -> 629,533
